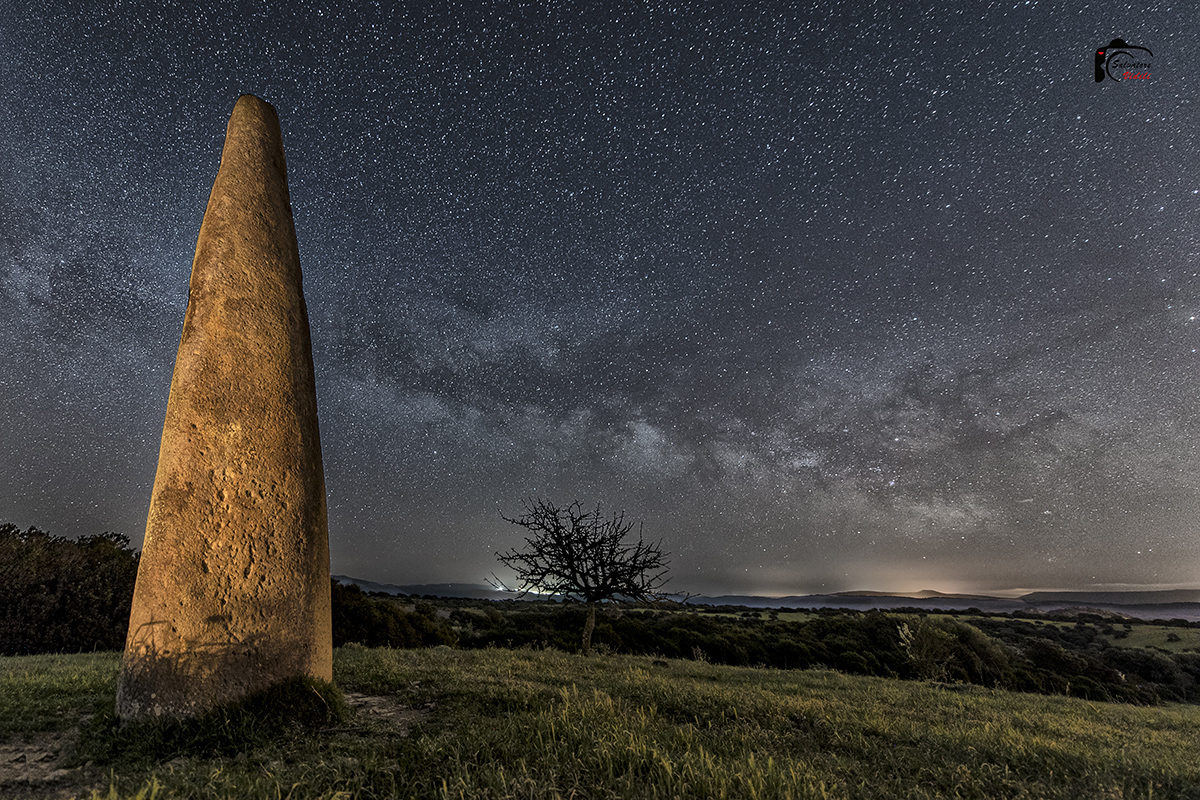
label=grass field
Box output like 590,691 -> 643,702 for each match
921,613 -> 1200,654
3,645 -> 1200,799
1100,625 -> 1200,654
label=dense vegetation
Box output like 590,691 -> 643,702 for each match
440,598 -> 1200,705
0,523 -> 139,655
331,581 -> 456,649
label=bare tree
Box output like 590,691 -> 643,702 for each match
491,499 -> 670,655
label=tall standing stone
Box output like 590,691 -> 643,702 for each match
116,95 -> 331,720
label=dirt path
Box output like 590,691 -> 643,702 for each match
0,729 -> 100,800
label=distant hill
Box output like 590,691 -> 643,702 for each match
693,593 -> 1028,615
1019,589 -> 1200,605
332,577 -> 1200,621
332,576 -> 514,600
835,589 -> 1000,601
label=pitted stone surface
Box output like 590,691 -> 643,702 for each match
116,95 -> 331,720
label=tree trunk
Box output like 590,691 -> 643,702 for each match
582,601 -> 597,656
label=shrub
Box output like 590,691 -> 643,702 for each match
0,524 -> 138,655
330,581 -> 457,648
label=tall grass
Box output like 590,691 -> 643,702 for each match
3,646 -> 1199,798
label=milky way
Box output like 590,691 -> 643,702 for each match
2,1 -> 1198,595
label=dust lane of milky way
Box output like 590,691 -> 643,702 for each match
2,2 -> 1199,596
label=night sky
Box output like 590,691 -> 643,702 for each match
3,2 -> 1198,596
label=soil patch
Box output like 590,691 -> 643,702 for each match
342,691 -> 432,734
0,730 -> 99,800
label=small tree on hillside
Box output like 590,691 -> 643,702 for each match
492,499 -> 670,655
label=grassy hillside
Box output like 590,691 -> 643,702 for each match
3,646 -> 1200,799
1100,624 -> 1200,654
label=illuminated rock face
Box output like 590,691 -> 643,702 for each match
116,95 -> 331,720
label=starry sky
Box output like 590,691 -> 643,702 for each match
3,1 -> 1198,597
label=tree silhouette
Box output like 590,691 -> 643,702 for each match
492,499 -> 670,655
